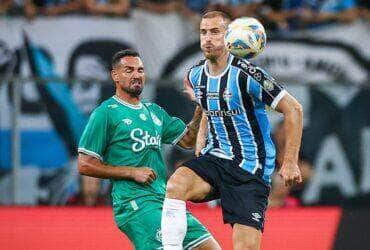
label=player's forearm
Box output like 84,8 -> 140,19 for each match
178,105 -> 203,149
78,153 -> 133,180
282,101 -> 303,164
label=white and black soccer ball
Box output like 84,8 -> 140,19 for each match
224,17 -> 267,59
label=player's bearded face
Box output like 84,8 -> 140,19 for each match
200,17 -> 228,61
114,57 -> 145,97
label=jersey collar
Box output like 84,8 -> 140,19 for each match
113,95 -> 143,110
204,54 -> 234,78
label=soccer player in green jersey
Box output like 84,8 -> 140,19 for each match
77,49 -> 220,250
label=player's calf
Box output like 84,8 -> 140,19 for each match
162,167 -> 212,250
232,224 -> 262,250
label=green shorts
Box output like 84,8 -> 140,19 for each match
117,208 -> 212,250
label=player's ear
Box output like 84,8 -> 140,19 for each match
111,69 -> 119,82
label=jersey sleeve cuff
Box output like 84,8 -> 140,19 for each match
78,148 -> 103,161
171,126 -> 188,145
271,90 -> 287,109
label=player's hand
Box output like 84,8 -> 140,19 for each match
279,161 -> 302,187
130,167 -> 157,185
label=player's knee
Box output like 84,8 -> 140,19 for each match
165,171 -> 189,200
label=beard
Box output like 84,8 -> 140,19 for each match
120,80 -> 143,97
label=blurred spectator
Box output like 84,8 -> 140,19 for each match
0,0 -> 14,14
135,0 -> 181,14
358,0 -> 370,20
262,0 -> 358,31
84,0 -> 130,17
298,0 -> 358,27
269,120 -> 313,208
24,0 -> 82,19
260,0 -> 298,31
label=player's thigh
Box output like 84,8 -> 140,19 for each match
232,224 -> 262,250
220,178 -> 269,231
184,212 -> 220,250
119,209 -> 163,250
166,166 -> 212,201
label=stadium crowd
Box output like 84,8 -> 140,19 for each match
1,0 -> 369,30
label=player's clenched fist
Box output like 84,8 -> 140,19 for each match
130,167 -> 157,185
279,162 -> 302,187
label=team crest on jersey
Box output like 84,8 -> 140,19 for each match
151,114 -> 162,126
122,118 -> 132,125
139,113 -> 147,121
263,79 -> 274,91
223,88 -> 232,101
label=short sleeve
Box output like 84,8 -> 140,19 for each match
240,65 -> 286,109
160,108 -> 187,145
78,108 -> 110,160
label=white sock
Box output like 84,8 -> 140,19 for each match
161,198 -> 187,250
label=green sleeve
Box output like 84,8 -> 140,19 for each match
160,107 -> 187,145
78,108 -> 110,160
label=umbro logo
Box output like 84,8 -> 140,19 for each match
251,212 -> 262,222
122,118 -> 132,125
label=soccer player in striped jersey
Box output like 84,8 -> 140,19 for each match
161,11 -> 303,250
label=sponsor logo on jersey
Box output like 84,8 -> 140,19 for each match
108,104 -> 118,109
122,118 -> 132,125
130,128 -> 161,152
194,87 -> 203,99
151,114 -> 162,126
139,113 -> 147,121
237,60 -> 263,82
206,92 -> 219,99
204,108 -> 241,117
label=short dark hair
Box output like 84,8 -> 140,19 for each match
111,49 -> 140,69
201,10 -> 232,22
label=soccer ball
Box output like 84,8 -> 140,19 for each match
224,17 -> 267,59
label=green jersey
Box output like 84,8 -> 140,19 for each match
78,96 -> 187,226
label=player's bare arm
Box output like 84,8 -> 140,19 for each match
195,112 -> 208,157
177,105 -> 203,149
275,93 -> 303,186
78,153 -> 156,185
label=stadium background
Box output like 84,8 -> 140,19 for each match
0,2 -> 369,249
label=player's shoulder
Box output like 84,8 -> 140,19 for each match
143,102 -> 163,112
90,97 -> 117,117
143,102 -> 169,119
231,57 -> 268,82
187,59 -> 206,84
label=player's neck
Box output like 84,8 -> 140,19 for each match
207,51 -> 229,76
115,91 -> 141,105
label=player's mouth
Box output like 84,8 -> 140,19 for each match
131,79 -> 142,87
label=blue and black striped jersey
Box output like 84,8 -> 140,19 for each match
187,54 -> 287,184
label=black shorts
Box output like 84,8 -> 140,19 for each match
183,154 -> 270,231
